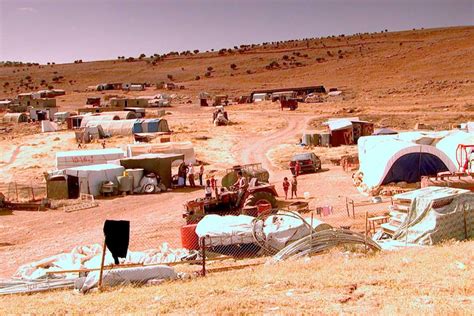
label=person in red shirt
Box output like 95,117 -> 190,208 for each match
282,177 -> 290,200
294,161 -> 301,177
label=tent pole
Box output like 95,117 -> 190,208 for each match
98,239 -> 107,291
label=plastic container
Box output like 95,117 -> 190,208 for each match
127,168 -> 144,189
117,175 -> 133,193
257,202 -> 272,215
181,224 -> 199,250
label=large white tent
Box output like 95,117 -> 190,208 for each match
56,148 -> 125,170
357,131 -> 464,191
64,163 -> 125,196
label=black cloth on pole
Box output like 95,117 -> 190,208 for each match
103,220 -> 130,264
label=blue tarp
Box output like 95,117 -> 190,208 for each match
382,153 -> 449,185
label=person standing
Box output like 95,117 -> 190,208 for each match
294,161 -> 301,177
282,177 -> 290,200
233,171 -> 248,207
204,179 -> 212,198
178,161 -> 188,187
210,175 -> 216,192
199,162 -> 204,186
188,163 -> 196,187
291,175 -> 298,199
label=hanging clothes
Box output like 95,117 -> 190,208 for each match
103,220 -> 130,264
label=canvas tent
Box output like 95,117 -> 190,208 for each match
65,164 -> 125,196
373,128 -> 398,136
100,111 -> 137,120
126,142 -> 195,165
118,153 -> 184,189
357,131 -> 467,192
56,148 -> 125,170
80,114 -> 119,127
3,113 -> 28,123
84,119 -> 170,136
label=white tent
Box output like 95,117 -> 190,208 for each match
126,141 -> 196,166
80,114 -> 119,127
65,164 -> 125,196
357,132 -> 457,190
56,148 -> 125,170
41,120 -> 59,132
85,119 -> 138,136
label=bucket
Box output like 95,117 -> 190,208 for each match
256,202 -> 272,215
181,224 -> 199,250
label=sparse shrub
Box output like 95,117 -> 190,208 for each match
167,74 -> 174,81
193,49 -> 199,54
207,66 -> 213,72
205,71 -> 211,77
195,75 -> 200,80
282,55 -> 289,60
246,70 -> 252,74
230,63 -> 237,70
139,53 -> 146,59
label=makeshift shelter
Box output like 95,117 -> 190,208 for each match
56,148 -> 125,170
126,142 -> 195,165
46,175 -> 69,200
373,128 -> 398,136
357,132 -> 458,191
67,115 -> 84,129
53,112 -> 70,123
2,112 -> 28,123
118,153 -> 184,189
378,187 -> 474,246
80,114 -> 120,127
41,120 -> 59,132
84,119 -> 170,136
65,164 -> 125,196
325,119 -> 354,147
100,111 -> 137,120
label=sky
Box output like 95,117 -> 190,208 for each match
0,0 -> 473,64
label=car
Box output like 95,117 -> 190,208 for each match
289,152 -> 321,175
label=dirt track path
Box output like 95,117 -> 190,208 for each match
0,145 -> 22,166
239,112 -> 314,174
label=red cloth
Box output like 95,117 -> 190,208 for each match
283,180 -> 290,192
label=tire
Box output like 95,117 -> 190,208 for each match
144,184 -> 155,194
243,191 -> 277,209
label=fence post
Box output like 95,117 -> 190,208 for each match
364,211 -> 368,252
98,239 -> 107,291
201,237 -> 206,277
15,182 -> 18,201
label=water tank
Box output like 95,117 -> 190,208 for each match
126,168 -> 144,189
117,175 -> 133,193
181,224 -> 199,250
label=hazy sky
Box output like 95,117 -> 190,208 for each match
0,0 -> 473,64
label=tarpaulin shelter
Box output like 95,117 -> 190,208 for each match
56,148 -> 125,170
80,114 -> 120,127
2,113 -> 28,123
84,119 -> 170,136
382,187 -> 474,245
65,163 -> 125,196
126,142 -> 195,166
100,111 -> 137,120
357,132 -> 461,190
324,119 -> 354,147
118,153 -> 184,189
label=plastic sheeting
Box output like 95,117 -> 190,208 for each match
56,148 -> 125,169
64,164 -> 125,196
126,141 -> 196,166
390,187 -> 474,245
196,213 -> 332,249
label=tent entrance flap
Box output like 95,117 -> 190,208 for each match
382,153 -> 450,185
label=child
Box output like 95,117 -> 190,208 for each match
291,175 -> 298,199
210,175 -> 216,191
204,179 -> 212,198
282,177 -> 290,200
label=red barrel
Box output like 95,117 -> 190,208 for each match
181,224 -> 199,250
257,202 -> 272,215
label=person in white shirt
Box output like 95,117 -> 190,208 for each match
233,171 -> 248,206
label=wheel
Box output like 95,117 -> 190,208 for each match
144,184 -> 155,194
243,191 -> 278,209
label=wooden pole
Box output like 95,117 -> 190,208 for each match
98,239 -> 107,291
364,211 -> 368,252
15,182 -> 19,201
201,237 -> 206,277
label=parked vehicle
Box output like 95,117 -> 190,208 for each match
289,153 -> 321,174
280,96 -> 298,111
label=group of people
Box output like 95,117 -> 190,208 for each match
178,161 -> 207,188
282,161 -> 300,199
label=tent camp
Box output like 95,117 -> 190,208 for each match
126,142 -> 195,165
84,119 -> 170,136
100,111 -> 137,120
2,113 -> 28,123
56,148 -> 125,170
357,132 -> 459,191
65,164 -> 125,196
118,153 -> 184,189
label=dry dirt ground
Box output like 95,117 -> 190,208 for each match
0,26 -> 473,313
